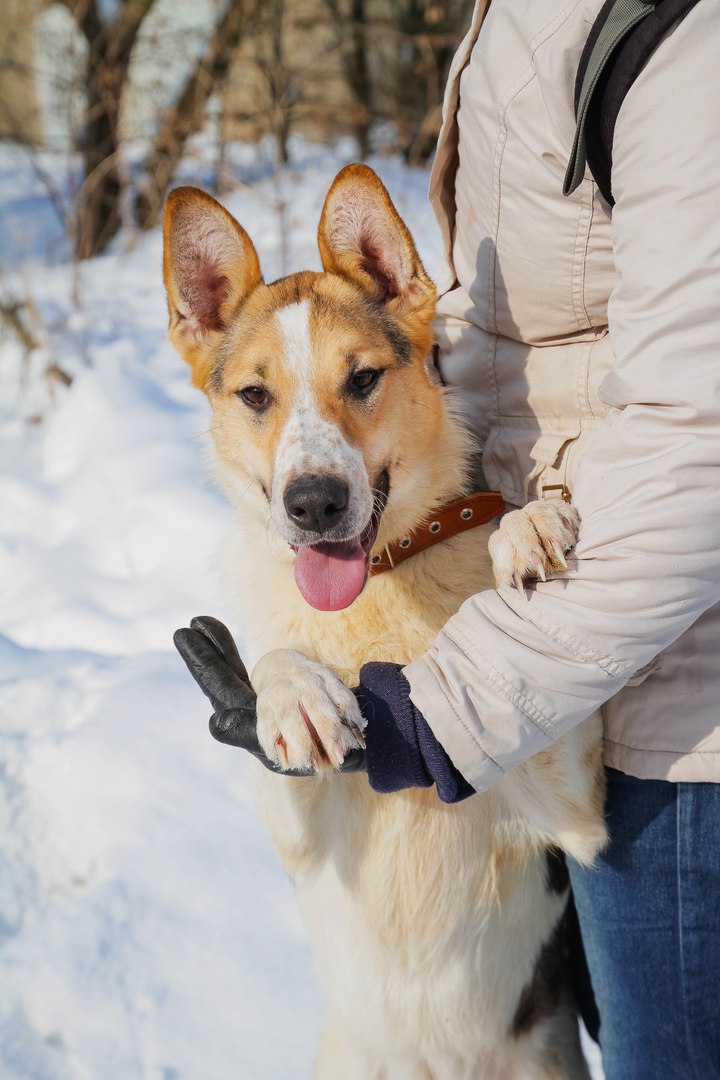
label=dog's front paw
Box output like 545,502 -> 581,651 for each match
488,499 -> 579,591
252,650 -> 365,773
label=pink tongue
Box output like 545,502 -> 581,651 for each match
294,539 -> 368,611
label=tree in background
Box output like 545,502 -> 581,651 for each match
1,0 -> 472,263
319,0 -> 470,163
218,0 -> 471,165
59,0 -> 156,259
323,0 -> 372,159
57,0 -> 256,255
0,0 -> 44,146
388,0 -> 469,163
253,0 -> 295,166
135,0 -> 255,230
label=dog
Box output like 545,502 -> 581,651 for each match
163,164 -> 606,1079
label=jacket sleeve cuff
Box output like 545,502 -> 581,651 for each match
403,639 -> 509,795
357,663 -> 475,804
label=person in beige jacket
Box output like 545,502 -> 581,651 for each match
175,0 -> 719,1075
397,0 -> 720,1075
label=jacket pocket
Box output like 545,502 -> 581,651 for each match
483,421 -> 580,508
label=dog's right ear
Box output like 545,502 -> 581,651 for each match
163,187 -> 263,391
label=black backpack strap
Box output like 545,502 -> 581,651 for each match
564,0 -> 703,204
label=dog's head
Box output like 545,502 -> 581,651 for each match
163,164 -> 469,611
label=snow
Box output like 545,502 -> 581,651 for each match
0,139 -> 603,1079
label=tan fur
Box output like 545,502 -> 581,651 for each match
163,165 -> 606,1079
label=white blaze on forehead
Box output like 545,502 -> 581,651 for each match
270,300 -> 372,541
275,300 -> 313,386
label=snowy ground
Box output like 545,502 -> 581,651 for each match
0,139 -> 602,1079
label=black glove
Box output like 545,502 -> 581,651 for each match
175,616 -> 471,801
173,615 -> 366,775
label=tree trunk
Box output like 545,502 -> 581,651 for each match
324,0 -> 372,158
77,29 -> 123,259
347,0 -> 371,158
67,0 -> 155,259
255,0 -> 292,168
135,0 -> 254,232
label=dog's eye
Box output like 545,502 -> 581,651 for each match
237,386 -> 270,408
349,369 -> 382,397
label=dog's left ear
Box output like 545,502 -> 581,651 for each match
318,164 -> 435,317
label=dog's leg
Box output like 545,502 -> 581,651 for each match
488,500 -> 579,591
488,501 -> 608,866
315,1018 -> 380,1080
252,650 -> 366,772
316,1018 -> 435,1080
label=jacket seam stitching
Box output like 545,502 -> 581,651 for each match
528,0 -> 584,58
606,737 -> 720,757
574,181 -> 591,332
424,666 -> 504,773
498,591 -> 630,677
484,0 -> 585,418
489,68 -> 533,407
580,189 -> 596,332
444,623 -> 560,741
571,183 -> 593,334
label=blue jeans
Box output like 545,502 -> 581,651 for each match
568,768 -> 720,1080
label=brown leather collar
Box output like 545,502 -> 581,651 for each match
369,491 -> 505,576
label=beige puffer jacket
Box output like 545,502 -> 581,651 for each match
404,0 -> 720,785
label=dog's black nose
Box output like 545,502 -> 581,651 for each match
284,476 -> 349,534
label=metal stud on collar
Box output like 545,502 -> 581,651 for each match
369,491 -> 505,576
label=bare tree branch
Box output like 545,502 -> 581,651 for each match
322,0 -> 371,156
71,0 -> 157,257
135,0 -> 256,231
57,0 -> 102,45
0,299 -> 39,353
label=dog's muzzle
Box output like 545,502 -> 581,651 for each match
288,470 -> 390,612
